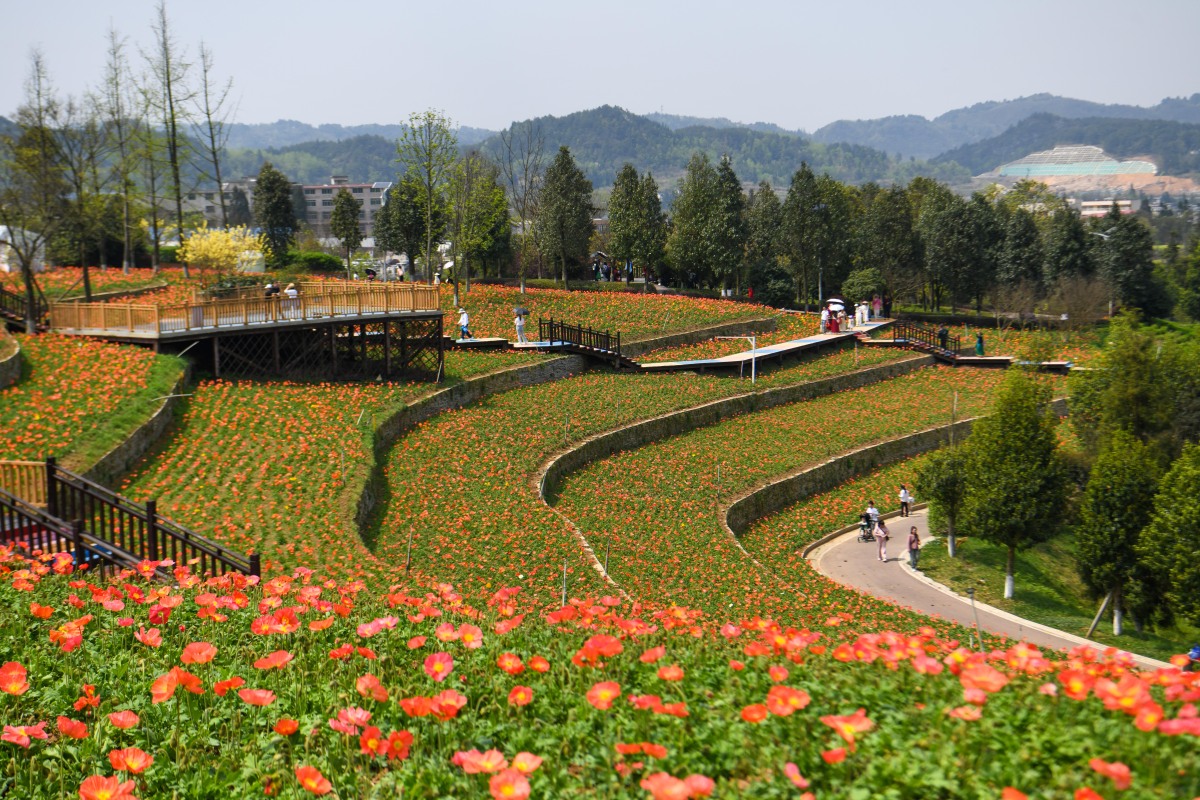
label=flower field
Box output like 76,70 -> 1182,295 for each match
439,285 -> 769,341
553,367 -> 1021,623
638,314 -> 820,361
0,552 -> 1197,799
0,267 -> 188,299
118,350 -> 549,581
0,335 -> 184,469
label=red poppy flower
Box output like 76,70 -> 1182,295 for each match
134,626 -> 162,648
528,656 -> 550,673
108,711 -> 139,730
238,688 -> 276,707
359,726 -> 386,756
766,686 -> 811,717
508,685 -> 533,707
1001,789 -> 1028,800
430,689 -> 468,721
684,774 -> 715,797
1088,758 -> 1132,791
0,662 -> 29,696
784,763 -> 809,789
424,652 -> 454,682
489,768 -> 530,800
454,748 -> 508,774
820,708 -> 874,751
150,670 -> 178,704
254,650 -> 294,670
657,664 -> 685,682
56,716 -> 88,740
407,636 -> 426,649
214,676 -> 245,697
511,752 -> 542,775
295,765 -> 332,795
78,775 -> 137,800
181,642 -> 217,664
586,681 -> 621,710
640,646 -> 666,663
821,748 -> 847,764
385,730 -> 414,761
355,674 -> 389,702
29,603 -> 53,619
640,772 -> 689,800
497,652 -> 524,675
2,722 -> 47,748
400,696 -> 433,717
740,704 -> 768,723
274,719 -> 299,735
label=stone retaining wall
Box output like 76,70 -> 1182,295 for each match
724,397 -> 1069,545
541,354 -> 933,499
623,317 -> 776,357
0,334 -> 20,390
60,282 -> 170,304
82,367 -> 192,488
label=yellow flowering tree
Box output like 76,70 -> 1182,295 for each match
178,224 -> 266,284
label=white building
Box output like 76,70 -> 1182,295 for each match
0,226 -> 45,274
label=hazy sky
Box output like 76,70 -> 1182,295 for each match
3,0 -> 1197,132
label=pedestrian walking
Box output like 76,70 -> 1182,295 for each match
457,307 -> 472,340
937,324 -> 950,351
907,526 -> 921,569
514,312 -> 527,344
898,484 -> 912,517
872,294 -> 882,320
820,306 -> 830,334
876,518 -> 890,561
865,500 -> 880,527
975,332 -> 985,356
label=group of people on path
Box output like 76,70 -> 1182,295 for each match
454,305 -> 529,344
820,294 -> 890,335
864,484 -> 921,568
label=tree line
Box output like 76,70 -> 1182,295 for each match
917,314 -> 1200,637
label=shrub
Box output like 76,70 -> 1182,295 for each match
286,250 -> 343,272
157,245 -> 180,264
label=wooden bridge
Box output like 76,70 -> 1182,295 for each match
513,318 -> 639,368
46,282 -> 445,381
0,458 -> 258,579
0,285 -> 48,331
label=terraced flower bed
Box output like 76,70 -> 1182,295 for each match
0,553 -> 1195,799
639,313 -> 819,361
0,267 -> 191,299
0,335 -> 184,469
119,350 -> 549,581
553,368 -> 1031,623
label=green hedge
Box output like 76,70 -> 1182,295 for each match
286,250 -> 343,272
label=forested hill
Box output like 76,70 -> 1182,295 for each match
218,106 -> 969,188
812,93 -> 1200,160
643,112 -> 802,137
223,120 -> 496,149
474,106 -> 968,188
932,114 -> 1200,176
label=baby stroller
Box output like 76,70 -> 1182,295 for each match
857,513 -> 876,543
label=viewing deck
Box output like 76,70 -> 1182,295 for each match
49,282 -> 442,342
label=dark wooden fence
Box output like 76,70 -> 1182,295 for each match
0,457 -> 259,578
0,285 -> 46,329
892,320 -> 960,357
539,318 -> 621,357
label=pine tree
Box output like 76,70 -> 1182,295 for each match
254,162 -> 296,266
330,188 -> 362,276
535,146 -> 593,287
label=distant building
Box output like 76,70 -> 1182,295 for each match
184,177 -> 257,228
0,226 -> 44,274
301,176 -> 392,238
1078,199 -> 1134,218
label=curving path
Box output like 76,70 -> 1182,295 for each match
808,507 -> 1170,670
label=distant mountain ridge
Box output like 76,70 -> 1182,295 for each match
643,112 -> 803,137
810,93 -> 1200,160
931,113 -> 1200,176
224,119 -> 496,150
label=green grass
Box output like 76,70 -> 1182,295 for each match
61,353 -> 187,472
918,533 -> 1199,663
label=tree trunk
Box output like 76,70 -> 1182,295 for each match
1004,546 -> 1015,599
947,516 -> 957,558
22,264 -> 39,334
1112,587 -> 1123,636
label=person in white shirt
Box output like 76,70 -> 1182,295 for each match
514,313 -> 526,344
820,306 -> 830,334
865,501 -> 879,526
457,307 -> 471,339
899,485 -> 913,517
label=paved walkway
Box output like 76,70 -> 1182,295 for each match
808,508 -> 1170,669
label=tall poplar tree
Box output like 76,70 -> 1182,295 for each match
711,156 -> 747,294
330,188 -> 362,277
396,109 -> 457,282
667,152 -> 717,288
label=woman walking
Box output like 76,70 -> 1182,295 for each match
907,526 -> 921,569
876,518 -> 890,562
898,485 -> 912,517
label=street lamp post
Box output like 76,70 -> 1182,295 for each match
716,335 -> 757,383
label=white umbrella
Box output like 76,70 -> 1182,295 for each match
825,299 -> 845,311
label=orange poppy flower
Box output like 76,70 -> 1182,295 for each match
528,656 -> 550,673
107,711 -> 139,730
56,716 -> 88,739
1088,758 -> 1132,790
355,674 -> 389,703
511,752 -> 542,775
214,676 -> 245,697
496,652 -> 524,675
508,685 -> 533,707
385,730 -> 414,761
29,603 -> 53,619
78,775 -> 138,800
489,768 -> 530,800
454,748 -> 509,774
819,708 -> 874,751
2,722 -> 47,748
294,765 -> 332,795
0,662 -> 29,696
180,642 -> 217,664
766,685 -> 811,717
424,652 -> 454,682
639,772 -> 689,800
740,704 -> 768,723
109,747 -> 154,774
1001,789 -> 1028,800
821,747 -> 847,764
657,664 -> 685,682
430,689 -> 468,721
783,763 -> 809,789
254,650 -> 294,670
274,719 -> 299,735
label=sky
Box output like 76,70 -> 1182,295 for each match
3,0 -> 1197,133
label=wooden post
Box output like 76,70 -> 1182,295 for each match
70,519 -> 86,570
146,498 -> 159,562
213,336 -> 221,378
383,319 -> 392,377
249,553 -> 261,577
1085,592 -> 1113,638
45,457 -> 58,519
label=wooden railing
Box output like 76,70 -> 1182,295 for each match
50,283 -> 441,336
0,461 -> 46,506
0,285 -> 47,328
892,320 -> 960,356
539,318 -> 622,357
0,486 -> 143,574
0,458 -> 258,577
